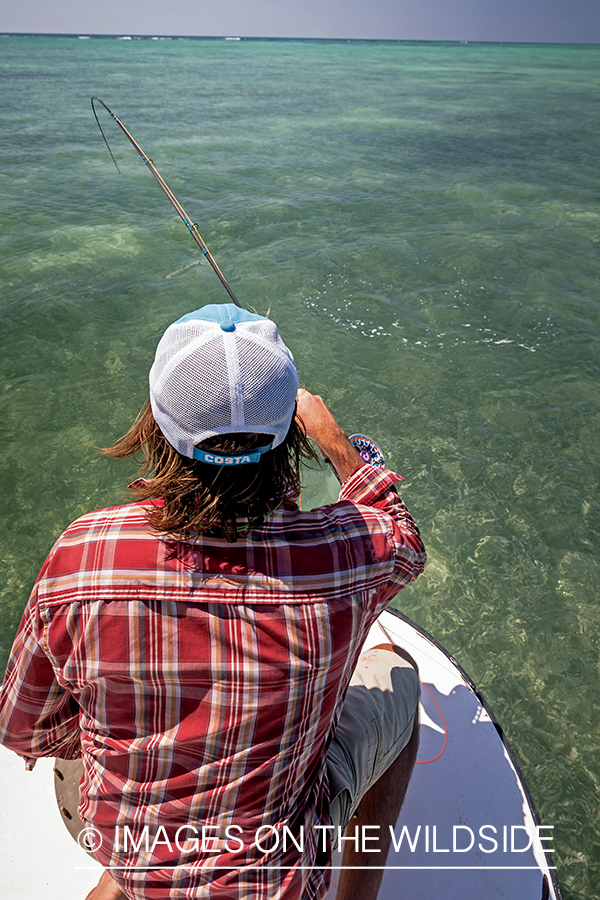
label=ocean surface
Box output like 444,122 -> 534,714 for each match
1,34 -> 599,898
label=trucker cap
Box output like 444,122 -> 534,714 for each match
149,304 -> 299,463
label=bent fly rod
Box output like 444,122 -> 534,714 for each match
91,97 -> 241,307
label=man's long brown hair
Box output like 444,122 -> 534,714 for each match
103,398 -> 318,542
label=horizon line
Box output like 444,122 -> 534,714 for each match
1,32 -> 599,47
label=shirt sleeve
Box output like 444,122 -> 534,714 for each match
0,576 -> 81,765
339,462 -> 427,605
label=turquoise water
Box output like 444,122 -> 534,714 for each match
1,35 -> 599,897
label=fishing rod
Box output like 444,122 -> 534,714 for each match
91,97 -> 241,307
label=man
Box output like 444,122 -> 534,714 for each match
0,304 -> 426,900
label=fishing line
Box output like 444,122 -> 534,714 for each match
91,97 -> 241,307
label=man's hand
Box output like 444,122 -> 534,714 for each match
296,389 -> 363,483
84,871 -> 127,900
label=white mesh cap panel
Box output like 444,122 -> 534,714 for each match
149,306 -> 299,458
235,328 -> 300,438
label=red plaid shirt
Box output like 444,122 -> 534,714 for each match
0,463 -> 425,899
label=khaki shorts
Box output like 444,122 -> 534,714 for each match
326,645 -> 420,839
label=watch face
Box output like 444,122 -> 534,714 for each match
348,434 -> 386,468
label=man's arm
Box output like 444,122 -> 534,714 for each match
0,588 -> 81,763
296,387 -> 426,601
296,388 -> 363,482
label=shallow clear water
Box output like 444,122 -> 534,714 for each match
1,35 -> 599,898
